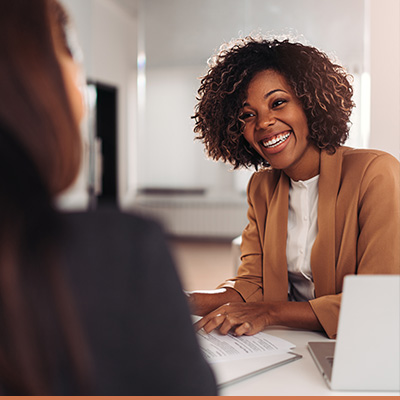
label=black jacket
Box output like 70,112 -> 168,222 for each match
58,208 -> 217,395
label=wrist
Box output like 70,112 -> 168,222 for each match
264,301 -> 323,331
184,288 -> 244,316
265,302 -> 282,326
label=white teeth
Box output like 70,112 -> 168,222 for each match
262,132 -> 291,148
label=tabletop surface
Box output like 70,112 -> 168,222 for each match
216,327 -> 399,396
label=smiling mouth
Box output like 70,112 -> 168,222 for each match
261,131 -> 291,148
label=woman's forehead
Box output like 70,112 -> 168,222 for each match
244,70 -> 292,99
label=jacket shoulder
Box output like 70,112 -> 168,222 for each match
340,146 -> 399,166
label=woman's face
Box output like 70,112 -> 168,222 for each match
241,69 -> 319,180
59,52 -> 84,125
54,37 -> 85,126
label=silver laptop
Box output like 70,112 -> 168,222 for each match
308,274 -> 400,391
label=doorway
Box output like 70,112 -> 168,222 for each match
87,81 -> 118,207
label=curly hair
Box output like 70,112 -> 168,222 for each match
193,36 -> 355,169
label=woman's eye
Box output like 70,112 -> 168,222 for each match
272,99 -> 287,108
240,112 -> 254,120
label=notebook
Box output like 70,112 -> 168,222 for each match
308,274 -> 400,391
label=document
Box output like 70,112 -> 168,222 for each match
194,321 -> 302,389
196,328 -> 295,363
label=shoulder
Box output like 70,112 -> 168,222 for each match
59,208 -> 182,316
322,146 -> 399,184
58,209 -> 217,395
60,208 -> 170,276
339,146 -> 399,171
62,207 -> 165,244
332,147 -> 400,197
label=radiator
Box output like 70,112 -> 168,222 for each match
131,193 -> 248,240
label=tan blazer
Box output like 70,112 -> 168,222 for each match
221,147 -> 400,338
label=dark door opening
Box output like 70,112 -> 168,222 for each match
88,81 -> 118,208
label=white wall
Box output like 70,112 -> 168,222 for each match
368,0 -> 400,159
138,65 -> 236,191
136,0 -> 369,198
58,0 -> 399,211
59,0 -> 137,208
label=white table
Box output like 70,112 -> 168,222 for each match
217,327 -> 399,396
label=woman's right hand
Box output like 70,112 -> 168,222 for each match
185,287 -> 244,316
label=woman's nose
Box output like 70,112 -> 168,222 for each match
256,110 -> 275,130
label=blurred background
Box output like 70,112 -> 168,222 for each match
58,0 -> 399,288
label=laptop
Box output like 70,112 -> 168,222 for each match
308,274 -> 400,391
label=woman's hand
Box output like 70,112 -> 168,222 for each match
193,301 -> 323,336
185,287 -> 244,316
193,302 -> 271,336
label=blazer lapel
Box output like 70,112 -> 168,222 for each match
311,149 -> 343,296
263,171 -> 290,301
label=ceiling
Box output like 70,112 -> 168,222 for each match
111,0 -> 138,17
110,0 -> 365,71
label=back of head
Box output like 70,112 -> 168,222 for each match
0,0 -> 81,195
0,0 -> 90,395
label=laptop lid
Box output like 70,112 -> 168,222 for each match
308,341 -> 335,385
330,274 -> 400,391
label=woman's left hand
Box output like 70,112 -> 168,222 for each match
193,302 -> 273,336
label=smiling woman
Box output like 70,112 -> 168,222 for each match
240,69 -> 318,181
188,36 -> 400,340
194,38 -> 354,171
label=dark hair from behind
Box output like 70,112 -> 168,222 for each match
0,0 -> 81,194
193,36 -> 355,169
0,122 -> 80,394
0,0 -> 91,395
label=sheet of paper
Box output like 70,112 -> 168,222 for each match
211,351 -> 302,389
196,328 -> 295,363
193,316 -> 301,387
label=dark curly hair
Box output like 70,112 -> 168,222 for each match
193,36 -> 355,169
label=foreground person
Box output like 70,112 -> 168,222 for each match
0,0 -> 216,395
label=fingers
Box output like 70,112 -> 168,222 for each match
194,312 -> 256,336
193,302 -> 267,336
219,314 -> 240,335
193,317 -> 205,332
193,312 -> 225,333
193,302 -> 236,332
234,321 -> 254,336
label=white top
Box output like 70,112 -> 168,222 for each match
286,175 -> 319,302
